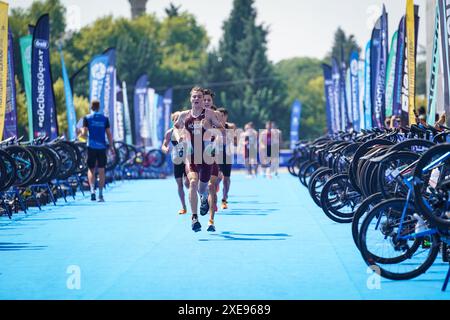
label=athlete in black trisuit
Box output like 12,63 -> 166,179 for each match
162,112 -> 190,215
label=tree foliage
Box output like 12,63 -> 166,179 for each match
203,0 -> 287,140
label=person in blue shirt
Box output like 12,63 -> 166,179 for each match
80,100 -> 114,202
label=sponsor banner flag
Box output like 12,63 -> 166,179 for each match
103,49 -> 116,136
331,58 -> 341,132
385,31 -> 398,118
31,14 -> 58,139
20,35 -> 33,140
0,2 -> 8,140
290,100 -> 302,149
89,54 -> 109,112
114,78 -> 125,142
371,6 -> 388,128
148,89 -> 157,147
5,27 -> 17,139
133,74 -> 149,146
340,62 -> 350,131
122,81 -> 133,145
358,60 -> 365,130
439,0 -> 450,122
346,67 -> 352,127
406,0 -> 416,125
156,94 -> 165,148
428,3 -> 440,125
364,40 -> 372,129
393,17 -> 406,120
350,51 -> 360,131
59,46 -> 76,140
163,88 -> 173,133
322,63 -> 335,134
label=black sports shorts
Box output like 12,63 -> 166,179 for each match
87,148 -> 107,169
219,164 -> 232,177
174,163 -> 186,179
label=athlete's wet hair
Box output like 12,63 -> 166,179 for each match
211,105 -> 217,111
203,88 -> 215,98
190,87 -> 204,96
217,108 -> 228,116
91,100 -> 100,111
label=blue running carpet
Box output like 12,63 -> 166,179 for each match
0,174 -> 449,300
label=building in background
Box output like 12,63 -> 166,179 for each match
129,0 -> 148,19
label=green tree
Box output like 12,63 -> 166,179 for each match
275,57 -> 326,140
165,3 -> 181,18
204,0 -> 287,137
10,0 -> 66,86
326,27 -> 361,66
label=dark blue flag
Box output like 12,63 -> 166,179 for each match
322,64 -> 335,134
133,74 -> 149,146
290,100 -> 302,149
31,14 -> 58,139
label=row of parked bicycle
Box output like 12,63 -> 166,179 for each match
289,124 -> 450,291
0,136 -> 166,219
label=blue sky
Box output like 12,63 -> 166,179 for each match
10,0 -> 428,62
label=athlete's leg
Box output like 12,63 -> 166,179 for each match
188,172 -> 199,216
98,168 -> 106,196
88,167 -> 96,198
223,176 -> 231,200
176,178 -> 187,214
209,164 -> 219,212
208,176 -> 218,217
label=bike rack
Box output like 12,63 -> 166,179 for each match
30,183 -> 57,208
0,193 -> 12,219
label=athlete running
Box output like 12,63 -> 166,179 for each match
260,121 -> 281,178
162,112 -> 189,215
174,87 -> 224,233
202,89 -> 223,218
216,108 -> 237,210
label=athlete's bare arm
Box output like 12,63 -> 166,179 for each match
173,110 -> 189,129
161,129 -> 173,154
205,109 -> 225,129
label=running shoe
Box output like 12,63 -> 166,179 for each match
91,193 -> 96,201
200,195 -> 209,216
192,216 -> 201,232
178,209 -> 187,215
98,196 -> 105,203
207,220 -> 216,232
221,200 -> 228,210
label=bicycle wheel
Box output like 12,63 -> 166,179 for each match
50,142 -> 78,180
0,149 -> 17,191
300,162 -> 320,187
377,151 -> 419,199
351,192 -> 384,250
320,174 -> 361,223
74,142 -> 88,174
0,155 -> 7,191
308,168 -> 333,207
413,144 -> 450,228
359,198 -> 439,280
5,146 -> 38,187
146,149 -> 166,168
350,139 -> 394,194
